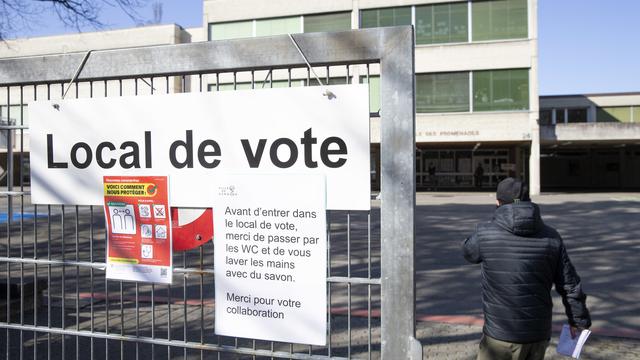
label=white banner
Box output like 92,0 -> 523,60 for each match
29,85 -> 370,210
213,174 -> 327,345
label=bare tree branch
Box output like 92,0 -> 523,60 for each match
0,0 -> 149,41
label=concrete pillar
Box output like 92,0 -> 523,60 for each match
528,0 -> 540,195
529,134 -> 541,195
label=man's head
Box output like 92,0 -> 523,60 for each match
496,177 -> 530,206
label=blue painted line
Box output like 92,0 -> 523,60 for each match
0,212 -> 48,224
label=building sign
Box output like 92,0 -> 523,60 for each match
29,85 -> 370,210
104,175 -> 172,284
213,174 -> 326,345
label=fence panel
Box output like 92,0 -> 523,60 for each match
0,27 -> 416,359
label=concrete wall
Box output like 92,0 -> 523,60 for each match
0,24 -> 190,58
541,123 -> 640,143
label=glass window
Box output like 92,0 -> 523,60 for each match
539,109 -> 552,125
473,69 -> 529,111
208,21 -> 253,41
256,16 -> 301,37
634,106 -> 640,123
567,108 -> 588,123
472,0 -> 527,41
304,12 -> 351,33
555,109 -> 566,124
597,106 -> 632,123
417,72 -> 469,113
416,2 -> 468,45
361,76 -> 381,113
360,7 -> 411,28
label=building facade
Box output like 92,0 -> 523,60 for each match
1,0 -> 639,191
540,92 -> 640,190
203,0 -> 540,192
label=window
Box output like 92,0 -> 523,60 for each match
417,72 -> 469,113
472,0 -> 528,41
360,7 -> 411,28
539,109 -> 552,125
635,107 -> 640,123
567,108 -> 588,123
554,109 -> 565,123
361,76 -> 381,113
255,16 -> 301,37
416,2 -> 468,45
208,80 -> 305,92
304,12 -> 351,33
0,105 -> 26,127
473,69 -> 529,111
208,21 -> 253,41
597,106 -> 633,123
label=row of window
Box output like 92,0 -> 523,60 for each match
207,68 -> 529,113
208,0 -> 528,44
540,106 -> 640,124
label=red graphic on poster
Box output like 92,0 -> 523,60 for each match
104,176 -> 172,284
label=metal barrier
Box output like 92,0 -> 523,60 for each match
0,27 -> 417,359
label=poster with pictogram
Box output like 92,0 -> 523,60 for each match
104,176 -> 172,284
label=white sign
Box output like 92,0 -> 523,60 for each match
214,174 -> 327,345
29,85 -> 370,210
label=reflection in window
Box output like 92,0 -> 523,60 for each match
567,108 -> 588,123
473,69 -> 529,111
256,16 -> 301,37
208,20 -> 253,41
415,2 -> 468,45
417,72 -> 470,113
361,76 -> 381,113
360,7 -> 411,28
472,0 -> 528,41
304,12 -> 351,33
597,106 -> 633,123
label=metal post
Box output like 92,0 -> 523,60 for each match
379,27 -> 422,360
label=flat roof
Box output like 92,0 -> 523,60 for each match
541,91 -> 640,99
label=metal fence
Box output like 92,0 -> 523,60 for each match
0,27 -> 417,359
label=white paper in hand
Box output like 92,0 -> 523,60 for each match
557,324 -> 591,358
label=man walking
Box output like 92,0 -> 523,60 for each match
463,177 -> 591,360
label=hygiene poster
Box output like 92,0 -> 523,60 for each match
104,176 -> 172,284
213,174 -> 327,345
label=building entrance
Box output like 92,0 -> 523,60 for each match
417,148 -> 512,190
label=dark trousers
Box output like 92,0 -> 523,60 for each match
477,335 -> 549,360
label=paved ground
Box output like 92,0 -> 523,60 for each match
0,191 -> 639,359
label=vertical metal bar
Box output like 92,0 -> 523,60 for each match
61,202 -> 65,360
347,211 -> 351,359
5,85 -> 12,360
150,76 -> 156,360
74,81 -> 80,360
19,85 -> 25,360
199,245 -> 204,360
165,75 -> 172,360
379,27 -> 419,359
368,211 -> 372,360
33,84 -> 39,360
46,82 -> 51,360
104,79 -> 110,360
134,77 -> 140,360
183,248 -> 187,360
326,212 -> 331,357
119,78 -> 125,360
59,83 -> 66,360
75,204 -> 80,360
89,81 -> 95,360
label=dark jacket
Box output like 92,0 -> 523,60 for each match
463,202 -> 591,343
